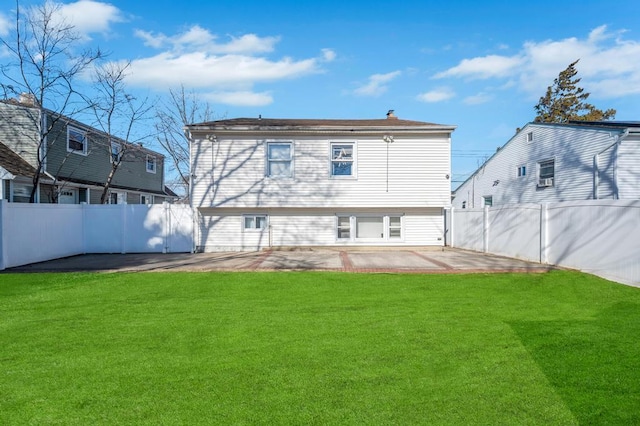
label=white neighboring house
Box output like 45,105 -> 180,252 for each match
186,112 -> 455,251
452,121 -> 640,209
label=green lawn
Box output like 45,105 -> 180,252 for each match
1,270 -> 639,425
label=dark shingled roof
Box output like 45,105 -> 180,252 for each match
0,141 -> 39,177
190,117 -> 448,128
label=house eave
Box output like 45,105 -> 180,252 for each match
187,125 -> 456,137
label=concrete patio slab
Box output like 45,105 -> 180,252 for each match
4,247 -> 556,274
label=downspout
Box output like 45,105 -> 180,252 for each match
593,129 -> 628,199
185,129 -> 196,253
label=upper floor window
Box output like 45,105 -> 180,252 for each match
517,165 -> 526,177
483,196 -> 493,207
267,142 -> 293,178
331,143 -> 355,177
67,126 -> 87,155
527,131 -> 534,143
537,159 -> 555,187
111,141 -> 122,163
146,155 -> 156,173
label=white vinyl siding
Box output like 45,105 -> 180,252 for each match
198,208 -> 442,251
452,124 -> 623,208
191,135 -> 451,209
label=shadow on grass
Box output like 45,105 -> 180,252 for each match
509,302 -> 640,424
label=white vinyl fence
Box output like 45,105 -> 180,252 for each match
448,200 -> 640,286
0,201 -> 194,270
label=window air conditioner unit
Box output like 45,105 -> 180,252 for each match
538,178 -> 553,187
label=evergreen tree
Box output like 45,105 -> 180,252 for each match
534,59 -> 616,123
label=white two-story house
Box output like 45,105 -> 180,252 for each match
186,112 -> 455,251
452,121 -> 640,209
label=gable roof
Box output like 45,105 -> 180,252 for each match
0,141 -> 40,178
187,116 -> 456,133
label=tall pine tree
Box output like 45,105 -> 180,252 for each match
534,59 -> 616,123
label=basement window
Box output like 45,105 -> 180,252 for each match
336,215 -> 403,241
244,215 -> 267,230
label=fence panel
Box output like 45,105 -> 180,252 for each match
488,204 -> 541,262
451,200 -> 640,286
0,202 -> 84,268
547,200 -> 640,285
0,201 -> 194,269
452,209 -> 484,252
166,205 -> 194,253
84,204 -> 125,253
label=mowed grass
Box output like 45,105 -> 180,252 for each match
1,270 -> 639,425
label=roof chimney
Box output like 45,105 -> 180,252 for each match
386,109 -> 397,119
18,93 -> 38,107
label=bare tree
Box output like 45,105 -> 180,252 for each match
90,61 -> 153,204
0,0 -> 103,202
155,86 -> 217,199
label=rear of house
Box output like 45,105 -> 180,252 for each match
187,113 -> 455,251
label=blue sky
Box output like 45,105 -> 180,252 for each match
2,0 -> 639,186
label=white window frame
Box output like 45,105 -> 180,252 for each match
111,141 -> 122,164
527,131 -> 534,143
140,194 -> 153,204
330,142 -> 356,178
67,126 -> 88,155
537,158 -> 555,187
517,165 -> 526,177
482,196 -> 493,207
243,214 -> 268,231
335,214 -> 403,242
266,142 -> 293,178
109,191 -> 126,204
146,155 -> 157,173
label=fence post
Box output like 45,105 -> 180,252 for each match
483,206 -> 490,253
540,203 -> 548,264
121,204 -> 127,254
81,202 -> 87,254
449,207 -> 455,248
0,200 -> 6,270
163,202 -> 169,254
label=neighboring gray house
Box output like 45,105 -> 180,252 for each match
0,97 -> 173,204
186,112 -> 455,251
452,121 -> 640,209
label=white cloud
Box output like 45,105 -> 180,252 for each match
203,91 -> 273,107
353,71 -> 401,96
118,26 -> 330,106
321,48 -> 336,62
134,27 -> 279,55
0,13 -> 9,37
435,25 -> 640,99
54,0 -> 125,39
416,87 -> 455,103
434,55 -> 524,79
463,92 -> 493,105
127,52 -> 318,89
